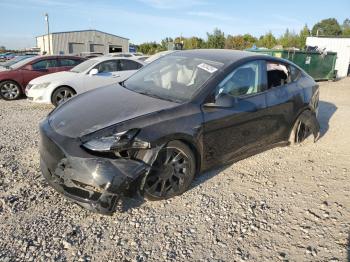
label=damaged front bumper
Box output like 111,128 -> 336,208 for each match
39,120 -> 151,214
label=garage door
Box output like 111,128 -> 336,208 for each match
68,43 -> 85,54
109,45 -> 123,53
90,44 -> 105,53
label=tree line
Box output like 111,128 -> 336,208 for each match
137,18 -> 350,55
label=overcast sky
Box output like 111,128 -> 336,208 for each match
1,0 -> 349,49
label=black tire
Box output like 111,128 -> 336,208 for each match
52,86 -> 75,107
0,80 -> 22,100
289,111 -> 317,145
142,141 -> 196,201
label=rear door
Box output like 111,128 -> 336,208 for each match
264,60 -> 303,142
116,59 -> 143,81
202,60 -> 272,167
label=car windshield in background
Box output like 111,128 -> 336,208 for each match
124,55 -> 223,103
10,56 -> 38,69
70,59 -> 97,73
2,55 -> 35,68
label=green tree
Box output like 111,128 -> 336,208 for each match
225,34 -> 257,50
311,18 -> 342,36
0,46 -> 5,51
160,37 -> 173,50
242,34 -> 258,48
342,18 -> 350,36
225,35 -> 244,49
183,37 -> 205,49
206,28 -> 225,49
298,24 -> 310,49
257,32 -> 277,48
278,29 -> 300,48
138,42 -> 163,55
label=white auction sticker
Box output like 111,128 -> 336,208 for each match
197,63 -> 218,73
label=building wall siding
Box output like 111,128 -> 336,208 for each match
37,30 -> 129,55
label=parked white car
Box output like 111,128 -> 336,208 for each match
144,50 -> 175,63
108,52 -> 144,58
26,56 -> 144,106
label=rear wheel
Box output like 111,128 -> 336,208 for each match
52,86 -> 75,107
289,111 -> 317,144
0,80 -> 21,100
142,141 -> 196,201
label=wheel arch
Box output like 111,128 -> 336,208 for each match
50,85 -> 76,103
151,134 -> 202,175
0,79 -> 23,91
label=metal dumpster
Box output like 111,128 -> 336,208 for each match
248,49 -> 337,81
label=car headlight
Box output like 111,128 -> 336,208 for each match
31,82 -> 51,90
82,129 -> 150,153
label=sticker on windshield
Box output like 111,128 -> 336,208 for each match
197,63 -> 218,73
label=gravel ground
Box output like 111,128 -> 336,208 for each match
0,78 -> 349,262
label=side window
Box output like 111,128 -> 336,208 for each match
119,60 -> 142,71
216,60 -> 264,97
266,62 -> 292,89
59,58 -> 80,67
290,65 -> 301,82
95,60 -> 118,73
32,59 -> 57,70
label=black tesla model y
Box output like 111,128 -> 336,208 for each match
39,49 -> 320,214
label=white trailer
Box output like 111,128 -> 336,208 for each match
306,37 -> 350,78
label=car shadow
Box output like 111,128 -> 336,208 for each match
318,100 -> 337,138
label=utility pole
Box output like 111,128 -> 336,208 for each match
45,13 -> 51,54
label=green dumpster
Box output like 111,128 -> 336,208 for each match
247,49 -> 337,81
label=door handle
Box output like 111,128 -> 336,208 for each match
112,74 -> 120,78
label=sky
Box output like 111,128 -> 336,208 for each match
0,0 -> 349,49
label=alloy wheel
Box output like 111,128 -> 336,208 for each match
0,82 -> 20,100
144,147 -> 190,198
54,89 -> 74,105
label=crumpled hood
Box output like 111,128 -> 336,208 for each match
30,71 -> 77,84
49,84 -> 179,138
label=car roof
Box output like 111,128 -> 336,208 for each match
91,56 -> 146,64
169,49 -> 268,66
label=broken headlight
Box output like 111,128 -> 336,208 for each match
82,129 -> 150,153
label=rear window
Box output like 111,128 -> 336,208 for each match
59,58 -> 81,67
119,60 -> 142,71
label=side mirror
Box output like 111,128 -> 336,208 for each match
89,68 -> 99,76
204,93 -> 238,108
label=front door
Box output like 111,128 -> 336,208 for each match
202,60 -> 272,168
21,58 -> 59,87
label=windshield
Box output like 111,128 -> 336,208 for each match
11,56 -> 38,69
1,56 -> 35,68
70,59 -> 98,73
124,54 -> 223,103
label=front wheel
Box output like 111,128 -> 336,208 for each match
142,141 -> 196,201
0,81 -> 22,100
52,86 -> 75,107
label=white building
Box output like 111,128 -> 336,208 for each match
306,37 -> 350,78
36,30 -> 129,55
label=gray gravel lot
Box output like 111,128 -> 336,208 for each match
0,78 -> 349,261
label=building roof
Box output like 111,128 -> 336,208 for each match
36,29 -> 129,40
